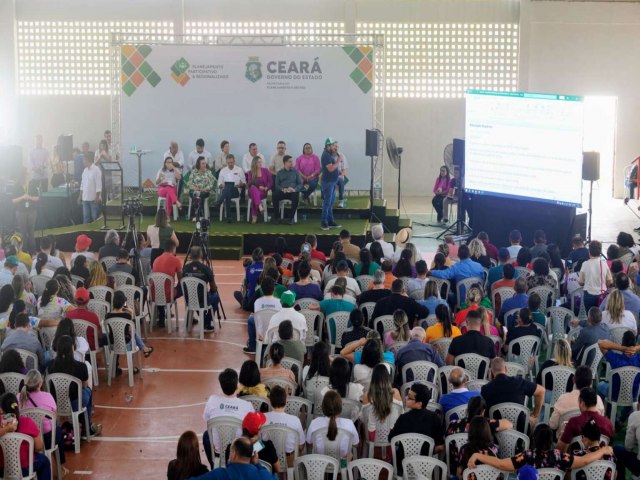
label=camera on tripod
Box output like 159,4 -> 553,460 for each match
122,197 -> 144,217
195,218 -> 210,233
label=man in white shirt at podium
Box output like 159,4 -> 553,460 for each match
188,138 -> 212,170
242,143 -> 265,172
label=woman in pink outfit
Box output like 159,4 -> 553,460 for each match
156,156 -> 182,218
246,156 -> 273,223
432,165 -> 451,223
295,143 -> 321,203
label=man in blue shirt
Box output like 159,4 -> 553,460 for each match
320,138 -> 341,231
428,245 -> 485,304
498,277 -> 529,329
191,437 -> 274,480
600,272 -> 640,315
396,326 -> 445,385
438,366 -> 479,416
572,307 -> 610,363
234,247 -> 264,310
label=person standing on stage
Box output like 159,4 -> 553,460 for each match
188,138 -> 212,171
11,168 -> 39,255
78,153 -> 102,224
29,134 -> 49,193
215,154 -> 246,223
94,139 -> 112,165
272,155 -> 302,226
104,129 -> 119,161
335,142 -> 349,208
242,143 -> 265,173
320,138 -> 341,231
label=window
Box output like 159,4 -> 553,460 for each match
16,21 -> 174,95
357,22 -> 519,98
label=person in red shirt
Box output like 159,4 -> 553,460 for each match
305,234 -> 326,262
66,287 -> 103,350
151,239 -> 183,328
557,387 -> 614,452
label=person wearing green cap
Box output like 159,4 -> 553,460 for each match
320,138 -> 341,231
266,290 -> 307,342
0,256 -> 18,287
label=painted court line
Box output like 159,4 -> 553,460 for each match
144,337 -> 245,347
95,401 -> 206,411
73,471 -> 94,475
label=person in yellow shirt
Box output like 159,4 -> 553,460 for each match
10,234 -> 32,271
425,304 -> 461,343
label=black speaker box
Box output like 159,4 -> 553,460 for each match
582,151 -> 600,182
57,134 -> 73,163
365,129 -> 379,157
453,138 -> 465,166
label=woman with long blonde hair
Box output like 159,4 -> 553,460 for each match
468,238 -> 491,268
455,285 -> 494,328
85,261 -> 107,289
602,288 -> 637,333
362,364 -> 402,443
536,338 -> 573,402
384,309 -> 410,346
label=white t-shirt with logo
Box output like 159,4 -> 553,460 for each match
202,394 -> 253,452
254,296 -> 282,338
264,411 -> 305,452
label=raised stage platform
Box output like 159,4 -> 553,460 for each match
42,195 -> 410,259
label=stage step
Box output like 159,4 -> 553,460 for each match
208,234 -> 243,260
211,246 -> 242,261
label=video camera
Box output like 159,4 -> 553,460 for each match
122,197 -> 144,217
195,218 -> 210,233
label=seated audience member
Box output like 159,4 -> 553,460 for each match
322,356 -> 365,401
503,308 -> 541,355
447,395 -> 513,435
313,285 -> 355,321
468,238 -> 491,268
499,277 -> 529,330
306,391 -> 360,459
431,244 -> 455,269
85,260 -> 108,289
361,364 -> 402,445
0,256 -> 18,288
615,402 -> 640,478
600,271 -> 640,312
70,255 -> 90,284
446,310 -> 496,364
392,248 -> 416,278
323,260 -> 361,297
507,230 -> 528,258
556,387 -> 614,451
389,383 -> 444,476
288,261 -> 322,301
536,339 -> 574,401
396,326 -> 444,382
369,241 -> 385,266
264,386 -> 306,455
383,309 -> 411,347
549,365 -> 605,434
304,234 -> 327,263
214,154 -> 246,224
428,244 -> 485,285
277,320 -> 305,364
107,249 -> 133,275
516,245 -> 533,268
380,260 -> 397,289
182,246 -> 219,334
234,248 -> 264,310
371,279 -> 428,329
439,366 -> 479,416
467,423 -> 613,473
31,253 -> 53,279
357,270 -> 390,305
407,260 -> 429,294
490,261 -> 517,300
454,285 -> 491,327
425,304 -> 461,342
98,229 -> 121,260
31,236 -> 64,272
529,229 -> 548,258
477,231 -> 499,261
105,291 -> 154,362
600,288 -> 637,333
573,420 -> 615,480
271,155 -> 301,226
571,307 -> 610,364
365,223 -> 394,261
260,342 -> 296,385
487,247 -> 513,291
191,436 -> 273,480
266,291 -> 306,343
335,229 -> 360,261
341,332 -> 394,389
238,360 -> 269,398
201,369 -> 253,468
528,293 -> 546,327
578,240 -> 613,312
1,313 -> 46,368
480,357 -> 544,420
167,431 -> 208,480
52,318 -> 89,362
326,248 -> 355,278
567,234 -> 589,268
12,277 -> 36,315
151,240 -> 183,328
0,350 -> 26,374
419,280 -> 448,317
354,248 -> 380,277
527,257 -> 558,291
70,234 -> 95,263
340,309 -> 371,347
67,287 -> 102,350
457,417 -> 499,479
146,210 -> 179,265
596,332 -> 640,408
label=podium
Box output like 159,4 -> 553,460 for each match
99,161 -> 124,229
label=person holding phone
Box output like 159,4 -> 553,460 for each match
156,156 -> 182,219
222,412 -> 281,475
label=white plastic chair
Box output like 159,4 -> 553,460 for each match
70,275 -> 85,288
325,311 -> 351,352
87,299 -> 110,327
432,337 -> 452,361
410,289 -> 425,301
507,335 -> 541,379
515,267 -> 533,279
605,366 -> 640,422
463,465 -> 510,480
115,284 -> 150,339
504,361 -> 526,377
529,285 -> 556,312
401,360 -> 439,385
206,416 -> 242,468
445,404 -> 468,429
246,197 -> 268,222
21,407 -> 62,480
254,308 -> 280,364
430,278 -> 451,300
547,306 -> 573,344
110,271 -> 135,288
261,424 -> 299,480
495,429 -> 530,458
445,433 -> 469,476
402,455 -> 447,480
294,298 -> 320,311
358,302 -> 376,326
284,396 -> 313,430
279,199 -> 298,223
105,317 -> 143,387
538,468 -> 565,480
391,434 -> 435,479
302,375 -> 329,413
454,353 -> 490,380
218,196 -> 241,222
579,343 -> 604,382
347,458 -> 393,480
157,196 -> 178,221
266,356 -> 303,386
30,274 -> 50,297
356,275 -> 374,292
180,277 -> 215,339
400,381 -> 439,406
299,309 -> 324,348
46,373 -> 90,454
0,373 -> 26,397
294,454 -> 339,480
148,272 -> 179,334
467,379 -> 488,392
14,348 -> 38,372
242,395 -> 270,413
362,403 -> 402,458
373,315 -> 395,335
0,432 -> 35,479
540,365 -> 575,422
456,276 -> 483,308
489,402 -> 531,434
609,326 -> 632,345
72,319 -> 102,386
88,285 -> 114,306
438,365 -> 471,395
570,460 -> 616,480
263,377 -> 297,395
492,287 -> 516,310
310,427 -> 353,478
188,194 -> 211,220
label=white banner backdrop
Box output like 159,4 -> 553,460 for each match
119,44 -> 375,189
